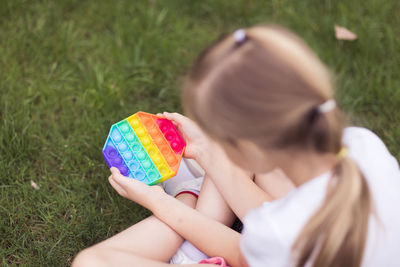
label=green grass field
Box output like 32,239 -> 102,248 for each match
0,0 -> 399,265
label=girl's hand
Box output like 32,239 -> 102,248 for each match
108,167 -> 168,210
160,112 -> 212,161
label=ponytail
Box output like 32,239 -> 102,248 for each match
294,155 -> 372,267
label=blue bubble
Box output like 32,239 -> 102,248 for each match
118,143 -> 128,152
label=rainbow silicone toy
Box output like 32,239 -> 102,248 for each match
102,111 -> 186,185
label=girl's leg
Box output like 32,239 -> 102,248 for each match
72,193 -> 196,267
73,175 -> 236,267
74,248 -> 215,267
170,175 -> 237,263
195,175 -> 236,226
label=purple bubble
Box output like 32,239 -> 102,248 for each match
105,146 -> 119,158
102,150 -> 112,168
120,166 -> 129,176
112,157 -> 122,165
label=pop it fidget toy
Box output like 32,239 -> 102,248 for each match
102,111 -> 186,185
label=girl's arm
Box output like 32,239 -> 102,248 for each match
163,112 -> 273,220
108,168 -> 242,267
155,194 -> 242,266
197,144 -> 273,220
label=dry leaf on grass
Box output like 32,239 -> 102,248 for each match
334,25 -> 358,40
30,180 -> 40,190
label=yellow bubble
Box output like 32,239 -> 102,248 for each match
159,166 -> 168,175
142,136 -> 151,145
153,155 -> 162,163
148,148 -> 156,156
131,119 -> 140,128
136,128 -> 145,136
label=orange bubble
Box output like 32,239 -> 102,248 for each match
154,136 -> 164,145
167,155 -> 176,165
149,126 -> 158,135
144,120 -> 154,128
161,147 -> 170,156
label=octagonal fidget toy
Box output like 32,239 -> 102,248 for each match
102,111 -> 186,185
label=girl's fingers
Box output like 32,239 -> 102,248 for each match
162,112 -> 180,127
108,175 -> 128,197
163,111 -> 184,120
163,112 -> 192,141
110,167 -> 133,187
110,167 -> 149,194
163,112 -> 185,123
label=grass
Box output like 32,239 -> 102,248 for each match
0,0 -> 399,265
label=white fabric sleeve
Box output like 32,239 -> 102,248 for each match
241,208 -> 290,267
343,127 -> 399,173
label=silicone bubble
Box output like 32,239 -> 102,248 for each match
134,170 -> 146,181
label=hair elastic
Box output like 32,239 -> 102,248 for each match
337,147 -> 348,160
233,29 -> 246,44
317,99 -> 336,113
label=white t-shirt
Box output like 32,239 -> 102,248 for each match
241,127 -> 400,267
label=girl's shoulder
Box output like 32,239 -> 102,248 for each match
343,126 -> 394,157
343,126 -> 399,182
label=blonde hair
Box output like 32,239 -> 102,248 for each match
182,25 -> 372,267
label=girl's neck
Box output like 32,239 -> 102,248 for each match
279,149 -> 338,187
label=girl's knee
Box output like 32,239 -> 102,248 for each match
72,247 -> 104,267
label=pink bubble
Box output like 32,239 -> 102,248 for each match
171,141 -> 182,152
156,119 -> 172,133
159,122 -> 169,132
165,131 -> 175,141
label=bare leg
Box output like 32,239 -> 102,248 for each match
196,175 -> 236,226
72,193 -> 196,267
73,174 -> 236,267
73,249 -> 215,267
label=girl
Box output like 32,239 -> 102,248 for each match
73,25 -> 400,266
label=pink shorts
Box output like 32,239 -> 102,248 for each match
199,257 -> 230,267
